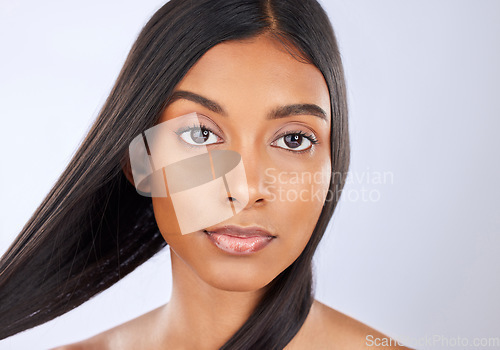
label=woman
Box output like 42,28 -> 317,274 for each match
0,0 -> 412,349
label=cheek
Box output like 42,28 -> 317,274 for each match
152,196 -> 182,238
268,158 -> 331,254
275,188 -> 323,254
152,197 -> 202,264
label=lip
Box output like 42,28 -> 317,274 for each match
204,225 -> 276,255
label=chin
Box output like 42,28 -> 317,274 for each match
201,263 -> 277,292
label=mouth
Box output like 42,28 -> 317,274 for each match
203,225 -> 276,255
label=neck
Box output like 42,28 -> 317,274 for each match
159,247 -> 268,349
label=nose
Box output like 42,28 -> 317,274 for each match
219,145 -> 273,211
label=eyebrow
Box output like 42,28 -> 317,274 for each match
166,90 -> 328,121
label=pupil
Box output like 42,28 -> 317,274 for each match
284,134 -> 302,148
191,128 -> 209,144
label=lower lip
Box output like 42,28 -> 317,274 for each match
204,231 -> 275,255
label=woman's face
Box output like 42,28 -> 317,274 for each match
150,34 -> 331,292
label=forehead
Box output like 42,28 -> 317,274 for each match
173,34 -> 331,122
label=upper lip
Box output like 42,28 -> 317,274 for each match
204,225 -> 276,238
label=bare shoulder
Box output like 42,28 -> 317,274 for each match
287,299 -> 414,350
50,339 -> 98,350
50,335 -> 102,350
49,305 -> 165,350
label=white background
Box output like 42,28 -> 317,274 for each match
1,1 -> 499,349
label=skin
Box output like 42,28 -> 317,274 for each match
52,34 -> 413,350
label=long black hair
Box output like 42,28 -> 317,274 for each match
0,0 -> 350,348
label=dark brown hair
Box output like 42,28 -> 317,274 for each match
0,0 -> 350,348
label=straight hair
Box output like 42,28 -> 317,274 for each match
0,0 -> 350,348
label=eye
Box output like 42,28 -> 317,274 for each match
175,123 -> 222,146
272,131 -> 318,153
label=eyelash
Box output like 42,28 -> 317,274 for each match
174,123 -> 319,153
272,129 -> 319,154
174,122 -> 223,149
